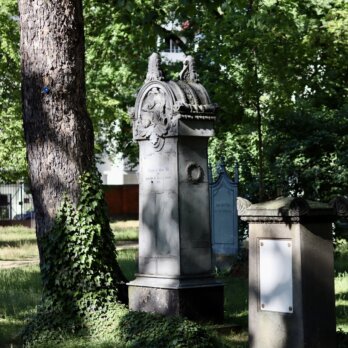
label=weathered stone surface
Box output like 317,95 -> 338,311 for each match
128,53 -> 223,322
241,196 -> 334,221
242,197 -> 336,348
128,281 -> 224,323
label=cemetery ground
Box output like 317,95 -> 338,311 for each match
0,224 -> 347,347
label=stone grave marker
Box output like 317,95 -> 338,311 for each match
209,159 -> 239,270
239,196 -> 337,348
127,53 -> 224,322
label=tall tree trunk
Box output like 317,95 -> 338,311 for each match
256,91 -> 264,202
253,51 -> 264,202
248,0 -> 264,201
18,0 -> 94,261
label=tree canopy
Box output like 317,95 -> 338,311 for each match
1,0 -> 348,202
0,0 -> 26,182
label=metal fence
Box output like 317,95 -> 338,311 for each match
0,184 -> 34,221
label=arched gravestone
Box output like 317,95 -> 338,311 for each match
127,53 -> 224,322
209,159 -> 239,270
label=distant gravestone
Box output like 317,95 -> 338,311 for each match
209,159 -> 239,270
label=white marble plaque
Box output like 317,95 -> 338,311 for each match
259,239 -> 293,313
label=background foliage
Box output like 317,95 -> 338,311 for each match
0,0 -> 26,182
1,0 -> 348,202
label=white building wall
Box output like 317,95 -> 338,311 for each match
96,154 -> 138,185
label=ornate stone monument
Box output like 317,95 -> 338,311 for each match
127,53 -> 223,322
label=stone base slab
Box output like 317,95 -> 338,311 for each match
128,277 -> 224,323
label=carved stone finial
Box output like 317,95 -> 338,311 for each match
330,196 -> 348,217
237,197 -> 252,216
145,53 -> 164,83
179,55 -> 200,83
289,197 -> 310,215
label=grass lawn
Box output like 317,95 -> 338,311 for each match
0,223 -> 139,262
0,224 -> 347,347
0,226 -> 38,261
110,220 -> 139,242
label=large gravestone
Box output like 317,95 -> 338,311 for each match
127,53 -> 224,322
209,159 -> 239,270
239,197 -> 336,348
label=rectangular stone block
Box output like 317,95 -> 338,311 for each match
128,283 -> 224,323
248,222 -> 336,348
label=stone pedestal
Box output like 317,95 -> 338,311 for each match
240,197 -> 336,348
129,276 -> 223,322
127,53 -> 223,323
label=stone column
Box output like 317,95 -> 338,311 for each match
239,197 -> 336,348
127,53 -> 223,322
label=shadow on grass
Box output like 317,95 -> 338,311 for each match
0,320 -> 23,347
337,330 -> 348,348
117,310 -> 220,348
336,292 -> 348,301
117,249 -> 138,282
0,267 -> 41,346
222,276 -> 248,327
0,240 -> 38,248
0,267 -> 41,291
336,303 -> 348,319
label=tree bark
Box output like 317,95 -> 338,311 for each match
256,88 -> 264,202
18,0 -> 94,260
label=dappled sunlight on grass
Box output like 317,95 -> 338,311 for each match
0,243 -> 39,261
222,276 -> 248,328
0,226 -> 346,346
111,220 -> 139,242
335,239 -> 348,334
0,227 -> 38,261
216,275 -> 248,346
335,239 -> 348,275
0,226 -> 36,242
117,249 -> 137,281
113,229 -> 138,242
336,272 -> 348,332
110,220 -> 138,230
0,266 -> 41,345
219,330 -> 248,348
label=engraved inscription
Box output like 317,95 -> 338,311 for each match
215,202 -> 232,213
144,167 -> 172,185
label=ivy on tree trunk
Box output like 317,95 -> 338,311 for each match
18,0 -> 127,330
